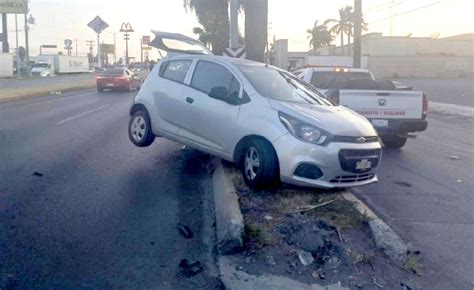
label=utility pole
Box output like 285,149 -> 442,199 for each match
229,0 -> 239,49
113,32 -> 116,64
140,38 -> 143,63
120,23 -> 134,65
74,39 -> 78,56
24,13 -> 30,77
2,13 -> 9,52
353,0 -> 362,68
97,33 -> 101,67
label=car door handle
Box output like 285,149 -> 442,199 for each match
186,97 -> 194,104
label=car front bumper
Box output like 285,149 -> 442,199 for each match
272,134 -> 382,189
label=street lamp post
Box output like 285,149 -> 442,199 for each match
120,23 -> 134,65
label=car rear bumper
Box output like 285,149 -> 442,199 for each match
372,119 -> 428,136
272,134 -> 382,189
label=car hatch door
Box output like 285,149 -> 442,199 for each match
150,31 -> 213,56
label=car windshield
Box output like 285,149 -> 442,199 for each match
239,65 -> 332,105
101,69 -> 124,76
33,63 -> 48,68
310,71 -> 373,89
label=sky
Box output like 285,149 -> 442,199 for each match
3,0 -> 474,60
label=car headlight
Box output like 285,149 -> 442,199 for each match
279,112 -> 330,145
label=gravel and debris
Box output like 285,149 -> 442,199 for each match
224,163 -> 423,289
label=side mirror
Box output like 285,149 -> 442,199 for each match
209,86 -> 240,105
209,86 -> 228,100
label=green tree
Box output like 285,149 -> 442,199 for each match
306,21 -> 333,51
192,27 -> 212,49
324,6 -> 352,55
184,0 -> 229,55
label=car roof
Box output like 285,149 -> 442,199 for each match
165,54 -> 267,67
306,67 -> 370,73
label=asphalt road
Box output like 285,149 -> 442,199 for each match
354,113 -> 474,289
398,78 -> 474,107
0,89 -> 222,289
1,86 -> 473,289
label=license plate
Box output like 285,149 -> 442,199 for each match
372,119 -> 388,128
106,83 -> 114,87
356,159 -> 372,170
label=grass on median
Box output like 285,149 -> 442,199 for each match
225,164 -> 368,230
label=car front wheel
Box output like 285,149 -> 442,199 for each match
241,139 -> 279,189
129,110 -> 155,147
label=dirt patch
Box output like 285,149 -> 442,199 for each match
224,164 -> 422,289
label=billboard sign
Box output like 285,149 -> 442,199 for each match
87,16 -> 109,34
142,36 -> 151,45
100,44 -> 115,54
0,0 -> 27,14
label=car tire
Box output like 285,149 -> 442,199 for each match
381,135 -> 407,149
98,87 -> 104,93
128,110 -> 155,147
241,139 -> 279,189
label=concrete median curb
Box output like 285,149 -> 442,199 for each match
0,79 -> 95,102
342,192 -> 408,266
211,158 -> 244,255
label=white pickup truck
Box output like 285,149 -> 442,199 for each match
295,67 -> 428,148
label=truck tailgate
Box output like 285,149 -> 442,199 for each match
339,90 -> 424,119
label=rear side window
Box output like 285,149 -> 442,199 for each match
191,61 -> 240,96
160,60 -> 193,83
310,71 -> 373,89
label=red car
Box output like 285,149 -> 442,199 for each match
97,68 -> 141,92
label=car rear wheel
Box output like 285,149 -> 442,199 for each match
241,139 -> 279,189
97,87 -> 104,93
381,135 -> 407,149
129,110 -> 155,147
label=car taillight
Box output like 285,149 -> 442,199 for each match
422,93 -> 428,119
97,76 -> 103,80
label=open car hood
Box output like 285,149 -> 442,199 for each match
150,31 -> 212,56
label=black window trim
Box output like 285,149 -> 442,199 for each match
189,60 -> 243,100
159,59 -> 194,85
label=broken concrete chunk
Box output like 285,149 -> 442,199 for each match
177,223 -> 193,239
296,250 -> 314,266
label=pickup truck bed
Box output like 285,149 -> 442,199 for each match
296,67 -> 428,148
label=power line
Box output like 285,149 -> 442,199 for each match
363,0 -> 396,12
369,1 -> 441,24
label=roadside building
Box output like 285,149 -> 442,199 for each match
286,33 -> 473,78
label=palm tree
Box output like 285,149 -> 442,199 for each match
184,0 -> 229,55
192,27 -> 212,49
324,6 -> 352,55
243,0 -> 268,62
306,21 -> 334,51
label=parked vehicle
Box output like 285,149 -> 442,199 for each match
295,67 -> 428,148
97,68 -> 141,92
128,32 -> 382,189
31,55 -> 89,77
0,53 -> 14,78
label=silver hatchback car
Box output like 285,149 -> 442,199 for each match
129,33 -> 382,189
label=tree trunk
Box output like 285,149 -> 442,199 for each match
210,0 -> 229,55
340,30 -> 344,56
244,0 -> 268,62
347,32 -> 351,56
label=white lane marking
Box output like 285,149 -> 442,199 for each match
55,104 -> 110,125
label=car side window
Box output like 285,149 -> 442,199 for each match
160,60 -> 193,84
191,61 -> 240,98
